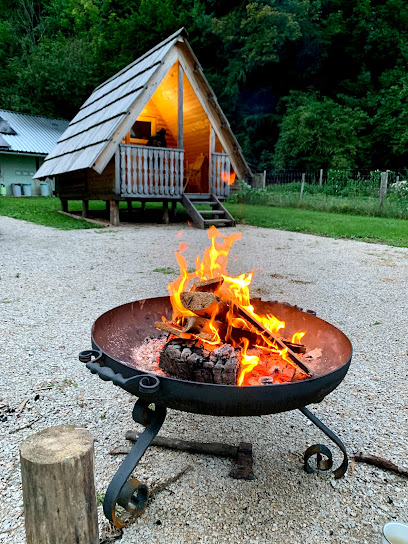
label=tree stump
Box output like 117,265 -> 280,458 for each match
20,425 -> 98,544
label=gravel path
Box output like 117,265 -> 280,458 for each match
0,216 -> 407,544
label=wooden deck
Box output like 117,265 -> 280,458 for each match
117,144 -> 231,199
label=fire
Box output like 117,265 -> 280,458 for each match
291,331 -> 305,344
220,170 -> 236,185
166,227 -> 306,386
238,338 -> 260,386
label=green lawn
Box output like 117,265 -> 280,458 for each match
0,197 -> 100,229
226,203 -> 408,247
0,196 -> 407,247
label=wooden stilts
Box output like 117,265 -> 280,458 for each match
82,200 -> 89,218
141,201 -> 146,213
110,200 -> 120,226
61,199 -> 68,212
163,200 -> 169,224
127,200 -> 132,218
20,425 -> 98,544
171,200 -> 177,218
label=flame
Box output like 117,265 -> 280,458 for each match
166,226 -> 305,386
220,170 -> 236,185
238,338 -> 260,386
291,331 -> 305,344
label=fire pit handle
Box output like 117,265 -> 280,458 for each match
79,350 -> 161,393
79,349 -> 102,364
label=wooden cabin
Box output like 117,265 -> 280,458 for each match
34,28 -> 252,228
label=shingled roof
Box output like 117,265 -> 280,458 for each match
35,28 -> 251,181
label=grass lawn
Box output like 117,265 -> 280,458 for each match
226,203 -> 408,247
0,197 -> 100,229
1,196 -> 407,247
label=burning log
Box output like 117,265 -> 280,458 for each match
224,301 -> 313,377
180,315 -> 227,338
282,340 -> 307,354
191,277 -> 224,293
159,339 -> 240,385
154,321 -> 193,340
179,291 -> 229,319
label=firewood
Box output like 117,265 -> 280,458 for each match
154,321 -> 193,339
123,431 -> 239,457
181,315 -> 227,339
180,291 -> 228,319
354,452 -> 408,478
282,340 -> 307,354
159,339 -> 240,384
123,432 -> 254,481
191,277 -> 224,293
220,299 -> 313,377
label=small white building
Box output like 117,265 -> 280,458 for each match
0,110 -> 68,196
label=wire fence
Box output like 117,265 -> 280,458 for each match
239,169 -> 408,218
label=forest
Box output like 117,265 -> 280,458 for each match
0,0 -> 407,171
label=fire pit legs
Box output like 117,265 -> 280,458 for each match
104,399 -> 167,528
299,406 -> 348,479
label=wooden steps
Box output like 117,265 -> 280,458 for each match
182,193 -> 236,229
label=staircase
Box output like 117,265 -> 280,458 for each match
182,193 -> 236,229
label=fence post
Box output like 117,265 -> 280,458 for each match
300,173 -> 305,202
20,425 -> 99,544
262,170 -> 266,189
319,169 -> 323,187
379,171 -> 388,211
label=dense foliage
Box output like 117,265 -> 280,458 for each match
1,0 -> 407,170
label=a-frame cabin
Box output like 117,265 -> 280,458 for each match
35,28 -> 252,228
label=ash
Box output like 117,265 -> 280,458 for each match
130,335 -> 168,376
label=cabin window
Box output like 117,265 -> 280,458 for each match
124,116 -> 156,145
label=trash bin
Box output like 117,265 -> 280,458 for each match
22,183 -> 32,196
0,184 -> 6,196
40,182 -> 50,196
12,184 -> 22,197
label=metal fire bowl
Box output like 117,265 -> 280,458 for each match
88,296 -> 352,417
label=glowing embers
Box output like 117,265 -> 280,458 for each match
155,227 -> 311,386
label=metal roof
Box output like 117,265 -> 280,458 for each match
0,110 -> 69,155
35,28 -> 184,178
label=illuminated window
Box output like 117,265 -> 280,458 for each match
123,116 -> 156,144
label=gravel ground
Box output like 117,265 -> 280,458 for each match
0,216 -> 407,544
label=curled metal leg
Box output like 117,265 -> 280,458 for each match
104,399 -> 167,528
299,406 -> 348,479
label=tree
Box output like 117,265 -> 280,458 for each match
273,91 -> 368,170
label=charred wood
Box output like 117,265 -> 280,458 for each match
159,339 -> 240,385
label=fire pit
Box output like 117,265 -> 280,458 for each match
79,228 -> 352,528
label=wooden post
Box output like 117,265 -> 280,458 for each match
110,200 -> 120,226
163,200 -> 169,224
20,425 -> 98,544
60,199 -> 68,213
262,170 -> 266,189
300,173 -> 305,202
178,62 -> 183,150
82,200 -> 89,218
141,201 -> 146,213
171,200 -> 178,218
379,171 -> 388,210
209,128 -> 215,193
127,200 -> 132,217
319,169 -> 323,187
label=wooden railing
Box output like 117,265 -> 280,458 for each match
212,152 -> 232,197
119,144 -> 184,197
